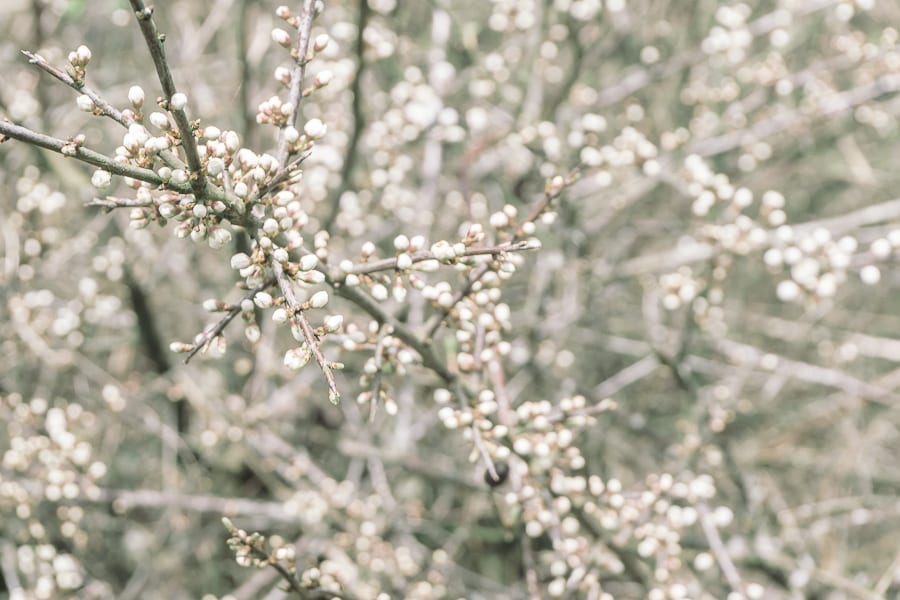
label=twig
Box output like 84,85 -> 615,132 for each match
21,50 -> 188,171
184,279 -> 274,363
22,50 -> 132,127
272,260 -> 340,403
344,240 -> 540,277
128,0 -> 206,195
0,119 -> 183,188
274,0 -> 317,171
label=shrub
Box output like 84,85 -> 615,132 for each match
2,0 -> 900,598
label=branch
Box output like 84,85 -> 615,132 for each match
273,260 -> 341,403
184,279 -> 275,364
275,0 -> 317,171
343,240 -> 541,277
128,0 -> 206,195
0,119 -> 184,189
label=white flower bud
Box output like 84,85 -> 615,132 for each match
313,33 -> 330,52
309,290 -> 329,308
149,111 -> 170,129
284,346 -> 310,370
230,253 -> 252,270
272,308 -> 288,323
170,169 -> 188,185
263,218 -> 280,235
224,130 -> 240,152
299,254 -> 318,271
207,157 -> 225,176
76,94 -> 94,112
254,292 -> 274,308
284,126 -> 300,143
271,28 -> 292,47
323,314 -> 343,332
273,248 -> 289,263
372,284 -> 388,301
314,70 -> 333,87
76,45 -> 92,64
203,126 -> 221,140
208,227 -> 232,249
193,204 -> 208,218
396,253 -> 412,270
303,118 -> 327,139
169,92 -> 187,111
393,234 -> 410,250
125,87 -> 145,111
91,169 -> 111,189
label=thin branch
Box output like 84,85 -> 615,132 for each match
272,260 -> 340,402
128,0 -> 206,195
0,118 -> 182,188
184,279 -> 274,363
343,240 -> 541,277
22,50 -> 131,127
21,50 -> 188,171
274,0 -> 317,171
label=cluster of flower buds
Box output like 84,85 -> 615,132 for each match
66,44 -> 91,82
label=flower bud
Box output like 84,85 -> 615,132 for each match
149,111 -> 170,129
253,292 -> 274,309
76,94 -> 94,112
284,346 -> 311,370
169,92 -> 187,111
128,85 -> 144,107
299,254 -> 318,271
272,308 -> 288,323
303,118 -> 327,139
313,33 -> 330,52
323,314 -> 343,332
271,28 -> 292,47
231,253 -> 252,270
91,169 -> 111,189
314,70 -> 333,87
309,290 -> 329,308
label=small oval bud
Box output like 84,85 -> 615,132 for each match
128,85 -> 145,107
299,254 -> 318,271
230,253 -> 252,270
303,118 -> 327,139
76,94 -> 94,112
91,169 -> 112,189
169,92 -> 187,111
309,290 -> 329,308
271,28 -> 292,47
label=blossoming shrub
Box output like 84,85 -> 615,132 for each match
2,0 -> 900,598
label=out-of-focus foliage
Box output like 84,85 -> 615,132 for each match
3,0 -> 900,598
